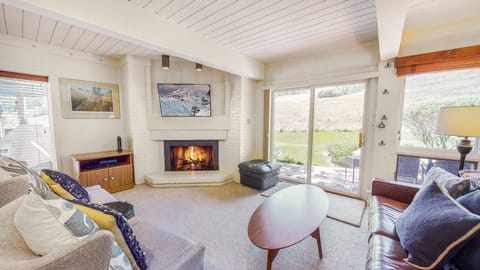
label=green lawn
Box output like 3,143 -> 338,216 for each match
273,130 -> 359,166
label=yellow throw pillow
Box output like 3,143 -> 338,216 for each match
72,202 -> 146,270
41,171 -> 75,200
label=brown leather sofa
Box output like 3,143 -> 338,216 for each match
367,178 -> 420,270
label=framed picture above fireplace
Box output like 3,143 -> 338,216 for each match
157,83 -> 211,117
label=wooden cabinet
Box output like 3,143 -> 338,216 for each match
71,151 -> 134,193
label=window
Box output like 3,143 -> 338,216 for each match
400,68 -> 480,151
0,74 -> 55,171
397,68 -> 480,183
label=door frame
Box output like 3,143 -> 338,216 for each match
268,79 -> 376,199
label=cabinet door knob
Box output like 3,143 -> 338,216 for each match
111,176 -> 115,180
104,178 -> 108,182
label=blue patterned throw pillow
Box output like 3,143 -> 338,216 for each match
423,167 -> 470,198
396,181 -> 480,269
454,190 -> 480,270
72,199 -> 147,270
41,169 -> 90,202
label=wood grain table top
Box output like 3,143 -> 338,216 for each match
248,184 -> 329,250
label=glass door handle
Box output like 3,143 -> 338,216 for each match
359,132 -> 363,148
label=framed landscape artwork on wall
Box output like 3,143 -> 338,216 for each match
157,83 -> 211,117
60,78 -> 120,119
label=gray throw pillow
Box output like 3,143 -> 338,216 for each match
396,181 -> 480,269
454,190 -> 480,270
423,167 -> 470,198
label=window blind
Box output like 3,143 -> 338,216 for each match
0,74 -> 55,171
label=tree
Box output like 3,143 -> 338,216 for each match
403,98 -> 480,148
403,103 -> 450,148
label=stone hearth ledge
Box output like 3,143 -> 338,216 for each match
144,171 -> 233,187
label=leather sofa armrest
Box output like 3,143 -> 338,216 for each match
371,178 -> 420,204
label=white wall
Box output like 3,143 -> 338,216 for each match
0,38 -> 124,175
121,56 -> 161,184
264,41 -> 380,88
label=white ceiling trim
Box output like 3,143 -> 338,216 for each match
375,0 -> 408,61
5,0 -> 264,79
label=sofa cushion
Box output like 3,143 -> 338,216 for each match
0,155 -> 50,192
370,196 -> 406,240
366,234 -> 416,270
423,167 -> 470,198
41,169 -> 90,202
396,181 -> 480,269
454,190 -> 480,270
14,191 -> 132,270
72,200 -> 147,270
134,221 -> 205,269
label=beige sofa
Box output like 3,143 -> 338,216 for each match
0,169 -> 205,270
0,177 -> 114,270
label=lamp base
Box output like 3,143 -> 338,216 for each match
457,138 -> 473,172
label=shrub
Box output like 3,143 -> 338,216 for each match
327,143 -> 357,164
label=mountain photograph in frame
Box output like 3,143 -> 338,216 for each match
157,83 -> 211,117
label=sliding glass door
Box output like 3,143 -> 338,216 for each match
271,82 -> 367,195
311,83 -> 365,194
271,89 -> 310,182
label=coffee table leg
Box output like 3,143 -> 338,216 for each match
311,227 -> 323,258
267,249 -> 279,270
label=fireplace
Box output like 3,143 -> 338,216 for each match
164,140 -> 219,171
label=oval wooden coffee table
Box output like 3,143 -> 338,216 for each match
248,184 -> 329,270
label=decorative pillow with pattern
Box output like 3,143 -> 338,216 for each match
0,155 -> 50,192
396,181 -> 480,269
41,169 -> 89,202
72,200 -> 147,270
423,167 -> 470,198
15,189 -> 132,270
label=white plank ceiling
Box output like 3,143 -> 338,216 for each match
0,0 -> 478,63
0,0 -> 378,62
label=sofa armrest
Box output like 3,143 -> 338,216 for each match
87,187 -> 118,204
371,178 -> 420,204
167,243 -> 205,270
0,176 -> 29,207
3,230 -> 114,270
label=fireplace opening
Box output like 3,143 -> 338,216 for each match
164,140 -> 218,171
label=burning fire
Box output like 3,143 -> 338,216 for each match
172,146 -> 210,170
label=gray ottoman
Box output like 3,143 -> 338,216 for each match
238,159 -> 281,190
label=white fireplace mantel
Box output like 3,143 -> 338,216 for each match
150,129 -> 228,140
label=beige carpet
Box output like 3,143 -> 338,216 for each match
115,182 -> 369,270
261,182 -> 366,227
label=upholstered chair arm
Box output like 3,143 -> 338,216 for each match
2,230 -> 114,270
371,178 -> 420,204
0,176 -> 29,207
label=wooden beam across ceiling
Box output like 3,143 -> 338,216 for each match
375,0 -> 408,61
4,0 -> 264,80
395,45 -> 480,76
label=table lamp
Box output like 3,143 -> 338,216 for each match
436,106 -> 480,171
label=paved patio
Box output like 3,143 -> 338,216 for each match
278,162 -> 359,194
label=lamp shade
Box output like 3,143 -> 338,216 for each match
436,106 -> 480,137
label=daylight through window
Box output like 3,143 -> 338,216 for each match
401,68 -> 480,152
0,76 -> 55,171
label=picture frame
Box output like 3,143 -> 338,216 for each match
157,83 -> 211,117
60,78 -> 120,119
